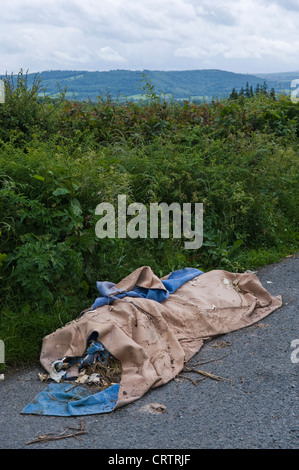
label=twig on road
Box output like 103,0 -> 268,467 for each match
26,418 -> 87,445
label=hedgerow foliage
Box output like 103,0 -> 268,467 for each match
0,71 -> 298,364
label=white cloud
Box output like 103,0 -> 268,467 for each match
175,46 -> 208,58
97,47 -> 127,63
0,0 -> 299,74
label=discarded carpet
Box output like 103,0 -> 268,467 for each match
22,266 -> 282,416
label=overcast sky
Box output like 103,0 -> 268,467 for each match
1,0 -> 299,75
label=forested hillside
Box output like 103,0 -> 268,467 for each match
1,68 -> 288,102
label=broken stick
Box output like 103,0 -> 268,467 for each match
183,366 -> 231,383
26,419 -> 87,445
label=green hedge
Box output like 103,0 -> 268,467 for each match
0,72 -> 298,366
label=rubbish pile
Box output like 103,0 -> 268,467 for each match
22,266 -> 282,417
42,338 -> 122,391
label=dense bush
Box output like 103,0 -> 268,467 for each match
0,72 -> 298,366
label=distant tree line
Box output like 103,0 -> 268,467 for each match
229,80 -> 276,100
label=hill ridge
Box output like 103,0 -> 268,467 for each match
1,68 -> 296,101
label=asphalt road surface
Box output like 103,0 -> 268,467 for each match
0,254 -> 298,451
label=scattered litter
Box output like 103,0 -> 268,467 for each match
189,276 -> 201,286
49,341 -> 122,391
49,358 -> 68,383
244,270 -> 258,274
23,340 -> 122,417
0,374 -> 4,381
222,278 -> 231,288
75,373 -> 90,384
22,266 -> 282,417
222,278 -> 241,292
87,373 -> 102,385
38,373 -> 49,382
141,403 -> 167,414
266,281 -> 273,284
26,418 -> 87,445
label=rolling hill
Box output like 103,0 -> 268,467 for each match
1,68 -> 297,102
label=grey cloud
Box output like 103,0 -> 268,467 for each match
188,0 -> 236,26
199,8 -> 236,26
0,0 -> 299,75
267,0 -> 299,11
0,37 -> 26,54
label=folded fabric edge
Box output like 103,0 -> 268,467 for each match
21,382 -> 120,417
